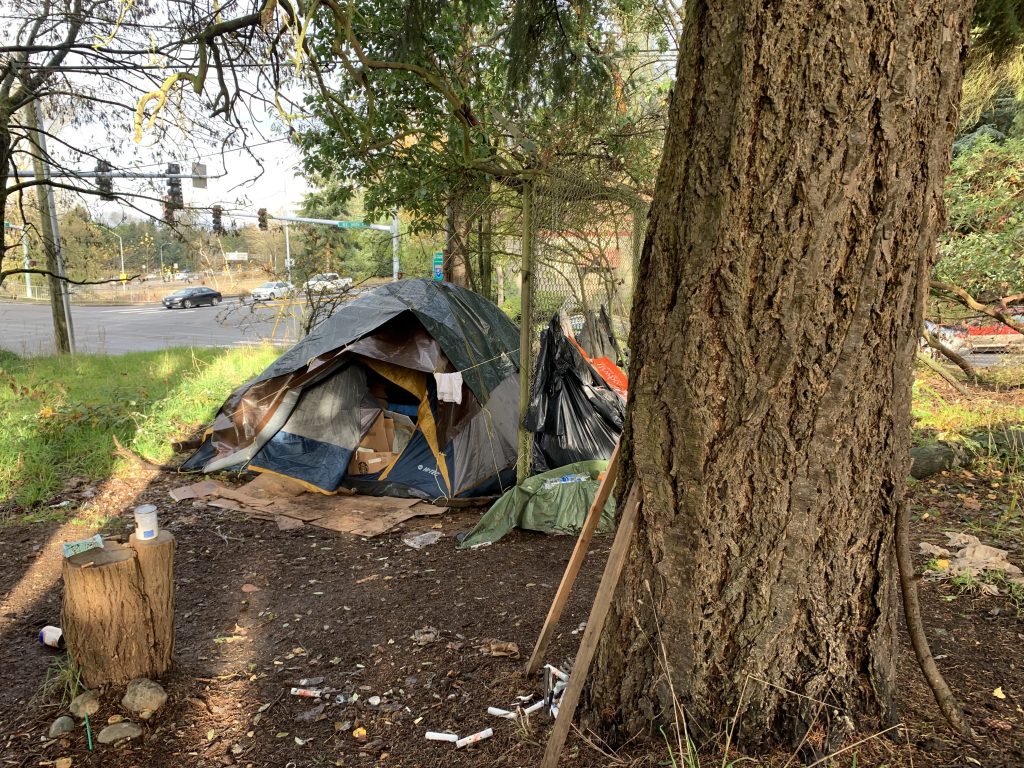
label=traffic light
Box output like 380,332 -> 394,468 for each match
96,159 -> 114,200
212,205 -> 225,235
257,208 -> 268,231
166,163 -> 183,211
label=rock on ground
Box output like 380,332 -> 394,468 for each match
96,722 -> 142,744
121,678 -> 167,714
69,691 -> 99,719
48,715 -> 75,738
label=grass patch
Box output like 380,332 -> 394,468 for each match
0,345 -> 277,508
912,373 -> 1024,440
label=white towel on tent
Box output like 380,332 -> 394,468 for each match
434,371 -> 463,404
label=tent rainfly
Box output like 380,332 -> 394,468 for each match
181,279 -> 521,500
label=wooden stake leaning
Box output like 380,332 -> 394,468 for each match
526,441 -> 621,676
539,484 -> 640,768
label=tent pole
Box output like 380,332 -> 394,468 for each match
517,180 -> 535,483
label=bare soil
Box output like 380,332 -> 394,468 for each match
1,463 -> 1022,767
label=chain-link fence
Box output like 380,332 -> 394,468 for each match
514,177 -> 647,479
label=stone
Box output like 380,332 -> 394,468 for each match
121,678 -> 167,715
97,721 -> 142,744
48,716 -> 75,738
69,690 -> 100,719
55,758 -> 72,768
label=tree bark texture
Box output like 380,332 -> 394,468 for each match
585,0 -> 971,752
61,533 -> 176,687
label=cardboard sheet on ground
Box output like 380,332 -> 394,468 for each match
175,473 -> 441,537
458,460 -> 614,548
303,496 -> 441,537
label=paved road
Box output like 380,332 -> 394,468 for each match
0,299 -> 304,356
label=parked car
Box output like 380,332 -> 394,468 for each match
305,272 -> 354,293
162,286 -> 223,309
250,280 -> 294,302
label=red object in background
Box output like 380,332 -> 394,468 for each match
966,323 -> 1021,336
566,336 -> 628,398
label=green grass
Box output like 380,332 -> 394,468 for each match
912,376 -> 1024,440
0,345 -> 278,509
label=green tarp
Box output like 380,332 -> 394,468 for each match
458,460 -> 615,548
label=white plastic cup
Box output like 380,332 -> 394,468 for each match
133,504 -> 159,541
39,625 -> 65,648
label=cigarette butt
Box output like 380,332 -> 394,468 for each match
425,731 -> 459,742
290,687 -> 323,698
487,706 -> 516,719
544,664 -> 568,681
455,728 -> 493,748
523,700 -> 544,715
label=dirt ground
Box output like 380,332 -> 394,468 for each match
1,461 -> 1022,768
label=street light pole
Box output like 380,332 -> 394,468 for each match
99,224 -> 125,291
159,242 -> 170,279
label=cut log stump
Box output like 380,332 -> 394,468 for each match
61,532 -> 175,687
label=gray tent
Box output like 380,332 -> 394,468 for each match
182,279 -> 521,500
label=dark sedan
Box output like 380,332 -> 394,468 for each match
162,286 -> 223,309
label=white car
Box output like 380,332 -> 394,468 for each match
305,272 -> 354,293
250,280 -> 294,301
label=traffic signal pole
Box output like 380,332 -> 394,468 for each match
26,100 -> 75,354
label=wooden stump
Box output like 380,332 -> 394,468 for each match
61,532 -> 175,687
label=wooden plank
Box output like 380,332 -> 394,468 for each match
526,442 -> 621,676
539,485 -> 640,768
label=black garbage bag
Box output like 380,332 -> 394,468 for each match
524,316 -> 625,473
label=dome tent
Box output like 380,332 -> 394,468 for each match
181,279 -> 521,500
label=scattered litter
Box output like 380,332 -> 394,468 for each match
425,731 -> 459,742
368,696 -> 381,706
241,583 -> 262,594
994,687 -> 1007,699
297,677 -> 324,686
570,621 -> 587,635
352,726 -> 367,742
487,707 -> 516,719
412,627 -> 440,645
50,500 -> 74,509
55,758 -> 72,768
290,688 -> 323,698
456,728 -> 493,749
922,533 -> 1024,585
61,534 -> 103,558
38,625 -> 65,649
541,472 -> 590,490
335,692 -> 359,705
544,664 -> 568,681
483,640 -> 519,658
294,736 -> 311,746
523,699 -> 544,715
403,531 -> 443,549
356,574 -> 380,585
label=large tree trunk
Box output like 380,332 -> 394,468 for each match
585,0 -> 971,753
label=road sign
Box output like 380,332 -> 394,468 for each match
432,252 -> 444,281
336,221 -> 369,229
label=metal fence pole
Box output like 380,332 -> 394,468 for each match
517,180 -> 535,483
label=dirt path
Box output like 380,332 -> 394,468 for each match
1,466 -> 1021,767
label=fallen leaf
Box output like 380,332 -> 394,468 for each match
994,687 -> 1006,700
241,583 -> 261,593
352,726 -> 367,741
206,729 -> 217,741
964,497 -> 981,511
275,731 -> 289,738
